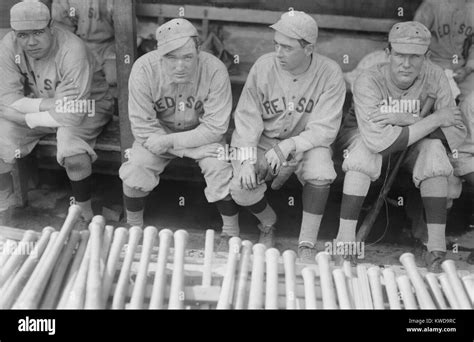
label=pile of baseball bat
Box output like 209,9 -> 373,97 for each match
0,204 -> 473,309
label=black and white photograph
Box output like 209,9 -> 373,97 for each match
0,0 -> 473,338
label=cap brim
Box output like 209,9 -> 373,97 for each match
270,21 -> 301,40
156,36 -> 191,56
11,21 -> 49,31
391,43 -> 427,55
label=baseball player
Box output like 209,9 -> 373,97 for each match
229,11 -> 346,254
335,22 -> 467,272
119,18 -> 238,245
52,0 -> 116,87
0,1 -> 114,226
414,0 -> 474,101
415,0 -> 474,264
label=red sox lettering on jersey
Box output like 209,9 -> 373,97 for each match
231,52 -> 346,154
414,0 -> 474,70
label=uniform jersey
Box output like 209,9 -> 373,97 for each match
231,52 -> 346,155
128,50 -> 232,150
0,25 -> 111,126
344,61 -> 467,153
414,0 -> 474,71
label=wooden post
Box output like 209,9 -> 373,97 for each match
113,0 -> 137,220
114,0 -> 137,159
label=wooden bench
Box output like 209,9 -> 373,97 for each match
12,1 -> 410,207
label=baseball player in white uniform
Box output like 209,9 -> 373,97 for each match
52,0 -> 116,86
229,11 -> 346,254
119,19 -> 238,241
0,1 -> 114,225
335,22 -> 467,272
415,0 -> 474,264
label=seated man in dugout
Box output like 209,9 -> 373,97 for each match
52,0 -> 117,88
119,19 -> 238,239
0,2 -> 114,226
334,21 -> 467,272
229,11 -> 346,254
414,0 -> 474,264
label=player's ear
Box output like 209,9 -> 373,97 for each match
384,47 -> 391,58
304,43 -> 314,56
425,50 -> 432,59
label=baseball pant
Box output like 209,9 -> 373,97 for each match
119,140 -> 233,203
450,91 -> 474,177
230,135 -> 337,206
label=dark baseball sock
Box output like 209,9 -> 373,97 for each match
124,195 -> 146,228
216,197 -> 240,236
244,197 -> 277,227
421,177 -> 447,252
70,176 -> 92,202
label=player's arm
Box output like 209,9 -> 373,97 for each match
166,64 -> 233,150
413,1 -> 435,30
289,65 -> 346,155
51,0 -> 77,33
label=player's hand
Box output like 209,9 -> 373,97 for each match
185,143 -> 222,160
55,79 -> 80,103
144,134 -> 173,155
278,139 -> 296,160
265,148 -> 281,174
453,67 -> 472,83
433,107 -> 464,127
239,161 -> 258,190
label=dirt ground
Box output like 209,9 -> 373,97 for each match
7,169 -> 474,272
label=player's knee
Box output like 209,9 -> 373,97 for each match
63,154 -> 92,180
301,148 -> 337,183
412,140 -> 452,187
119,162 -> 159,193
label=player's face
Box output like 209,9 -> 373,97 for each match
273,31 -> 311,74
162,39 -> 199,84
15,28 -> 53,59
388,49 -> 425,88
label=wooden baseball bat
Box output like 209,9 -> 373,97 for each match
85,218 -> 106,309
351,276 -> 365,309
40,230 -> 81,309
100,225 -> 114,278
248,243 -> 266,309
149,229 -> 173,309
333,268 -> 352,309
12,231 -> 59,309
0,230 -> 38,288
265,248 -> 280,310
217,236 -> 241,309
382,268 -> 401,309
130,226 -> 157,309
234,240 -> 252,309
316,252 -> 338,309
342,260 -> 352,278
367,266 -> 384,309
282,250 -> 297,309
64,233 -> 92,309
461,275 -> 474,306
357,264 -> 374,309
101,227 -> 128,308
0,240 -> 17,270
396,275 -> 418,309
438,273 -> 460,309
424,272 -> 448,310
13,204 -> 82,309
399,253 -> 436,309
168,229 -> 189,309
112,226 -> 142,309
441,259 -> 472,309
301,267 -> 317,309
0,227 -> 54,309
202,229 -> 214,288
57,230 -> 89,309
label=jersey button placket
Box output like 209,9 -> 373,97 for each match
175,85 -> 184,129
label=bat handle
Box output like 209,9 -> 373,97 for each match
168,230 -> 188,309
149,229 -> 173,309
282,250 -> 297,310
248,243 -> 266,309
316,252 -> 338,309
382,268 -> 401,309
202,229 -> 215,287
265,248 -> 280,310
441,259 -> 472,309
301,267 -> 317,309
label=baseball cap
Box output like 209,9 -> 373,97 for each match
10,1 -> 51,31
156,18 -> 198,56
270,11 -> 318,44
389,21 -> 431,55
